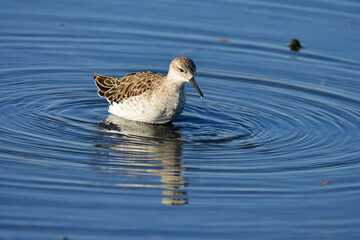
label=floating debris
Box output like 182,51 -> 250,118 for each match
319,181 -> 331,185
288,39 -> 303,51
217,39 -> 229,43
59,23 -> 72,28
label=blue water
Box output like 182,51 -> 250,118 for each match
1,0 -> 360,239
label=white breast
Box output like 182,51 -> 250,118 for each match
108,84 -> 186,124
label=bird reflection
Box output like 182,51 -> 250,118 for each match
94,114 -> 188,205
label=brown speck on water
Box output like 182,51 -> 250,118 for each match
319,181 -> 331,185
288,39 -> 303,51
217,39 -> 229,43
59,237 -> 68,240
59,23 -> 65,27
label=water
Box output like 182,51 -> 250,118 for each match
1,0 -> 360,239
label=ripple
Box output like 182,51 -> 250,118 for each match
2,66 -> 359,177
168,70 -> 360,176
2,0 -> 360,238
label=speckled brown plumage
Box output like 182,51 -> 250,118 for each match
93,72 -> 165,104
93,57 -> 203,124
175,57 -> 196,73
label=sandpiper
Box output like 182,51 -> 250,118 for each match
93,57 -> 204,124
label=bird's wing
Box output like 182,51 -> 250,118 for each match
93,72 -> 165,104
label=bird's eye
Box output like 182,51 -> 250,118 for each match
179,68 -> 184,72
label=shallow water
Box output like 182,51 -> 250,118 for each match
1,0 -> 360,239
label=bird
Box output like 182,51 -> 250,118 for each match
93,57 -> 204,124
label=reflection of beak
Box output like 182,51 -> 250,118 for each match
188,77 -> 204,98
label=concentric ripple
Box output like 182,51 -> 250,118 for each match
176,71 -> 360,173
2,0 -> 360,238
2,65 -> 359,177
1,48 -> 360,240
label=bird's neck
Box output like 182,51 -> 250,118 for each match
166,73 -> 185,89
167,78 -> 185,95
155,76 -> 185,100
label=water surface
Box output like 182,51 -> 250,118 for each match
1,0 -> 360,239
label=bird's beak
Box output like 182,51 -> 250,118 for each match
188,77 -> 204,98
